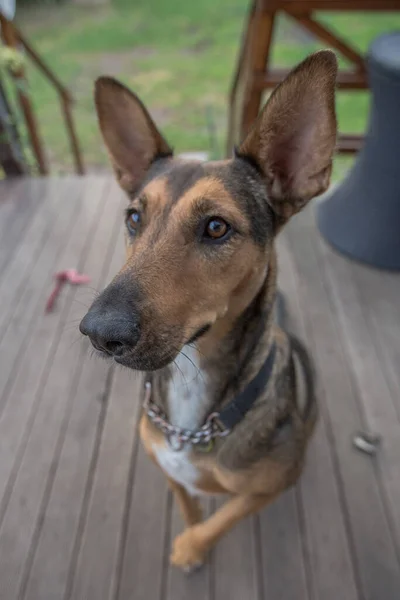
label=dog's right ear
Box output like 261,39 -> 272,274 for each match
95,77 -> 173,194
237,50 -> 337,224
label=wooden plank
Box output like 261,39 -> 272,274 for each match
350,266 -> 400,421
286,209 -> 400,599
336,135 -> 363,154
67,368 -> 142,600
0,178 -> 110,599
275,234 -> 358,600
0,178 -> 93,417
0,179 -> 22,217
0,178 -> 67,344
255,70 -> 368,90
0,178 -> 45,276
317,229 -> 400,556
298,427 -> 359,600
226,0 -> 257,154
242,9 -> 275,136
213,498 -> 259,600
21,182 -> 123,600
279,1 -> 400,10
116,442 -> 170,600
0,179 -> 18,204
0,177 -> 82,413
259,490 -> 310,600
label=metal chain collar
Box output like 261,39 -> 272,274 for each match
143,382 -> 230,451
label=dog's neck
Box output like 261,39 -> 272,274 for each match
150,251 -> 277,429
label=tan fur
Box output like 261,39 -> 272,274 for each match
170,493 -> 277,570
141,412 -> 293,496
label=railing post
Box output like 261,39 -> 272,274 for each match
15,26 -> 85,175
0,14 -> 48,175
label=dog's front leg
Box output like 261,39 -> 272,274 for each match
170,493 -> 272,572
168,478 -> 203,526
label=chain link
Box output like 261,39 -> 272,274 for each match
143,381 -> 230,449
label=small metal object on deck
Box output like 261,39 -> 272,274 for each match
353,432 -> 381,455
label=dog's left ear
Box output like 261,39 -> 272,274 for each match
95,77 -> 172,194
238,50 -> 337,222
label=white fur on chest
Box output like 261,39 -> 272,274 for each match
152,346 -> 209,496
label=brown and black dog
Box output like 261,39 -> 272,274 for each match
80,50 -> 337,571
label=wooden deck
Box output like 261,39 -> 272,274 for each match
0,175 -> 399,600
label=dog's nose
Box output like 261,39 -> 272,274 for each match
79,310 -> 140,357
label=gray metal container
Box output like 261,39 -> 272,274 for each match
317,31 -> 400,271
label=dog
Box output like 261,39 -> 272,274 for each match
80,49 -> 337,572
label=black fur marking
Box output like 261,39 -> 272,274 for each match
209,160 -> 275,246
186,323 -> 211,345
133,156 -> 275,248
132,156 -> 173,198
166,162 -> 206,204
234,147 -> 264,178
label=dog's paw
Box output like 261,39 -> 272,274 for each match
170,528 -> 206,573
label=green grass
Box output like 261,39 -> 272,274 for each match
14,0 -> 400,177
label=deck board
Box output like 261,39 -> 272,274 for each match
22,180 -> 121,600
317,232 -> 400,554
117,442 -> 170,600
213,500 -> 259,600
0,177 -> 85,510
0,178 -> 110,599
0,176 -> 398,600
277,233 -> 359,600
0,179 -> 46,277
67,368 -> 139,600
0,179 -> 65,335
259,490 -> 310,600
286,210 -> 400,600
0,178 -> 83,409
351,268 -> 400,421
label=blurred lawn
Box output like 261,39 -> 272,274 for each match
15,0 -> 400,177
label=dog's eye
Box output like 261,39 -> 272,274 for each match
204,217 -> 230,241
126,209 -> 140,233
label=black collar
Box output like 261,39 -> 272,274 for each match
144,341 -> 277,449
215,341 -> 277,433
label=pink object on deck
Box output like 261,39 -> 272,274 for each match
45,269 -> 90,313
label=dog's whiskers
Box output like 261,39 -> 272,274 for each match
66,336 -> 84,352
172,358 -> 188,389
71,298 -> 91,310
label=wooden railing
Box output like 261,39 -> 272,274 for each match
0,13 -> 84,175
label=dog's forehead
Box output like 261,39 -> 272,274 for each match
141,160 -> 232,206
141,159 -> 246,203
138,158 -> 273,244
166,161 -> 209,201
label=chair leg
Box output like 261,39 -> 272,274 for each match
226,0 -> 276,155
241,6 -> 276,137
226,0 -> 257,155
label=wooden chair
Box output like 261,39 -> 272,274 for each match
227,0 -> 400,156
